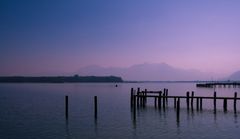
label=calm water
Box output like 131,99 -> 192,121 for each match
0,83 -> 240,139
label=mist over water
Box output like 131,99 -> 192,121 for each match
0,83 -> 240,139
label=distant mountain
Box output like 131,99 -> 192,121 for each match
227,71 -> 240,81
77,63 -> 213,81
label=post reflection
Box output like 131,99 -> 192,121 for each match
131,104 -> 239,129
65,119 -> 72,139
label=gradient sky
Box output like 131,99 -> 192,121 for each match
1,0 -> 240,76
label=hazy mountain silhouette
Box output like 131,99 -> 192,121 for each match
77,63 -> 214,81
227,71 -> 240,80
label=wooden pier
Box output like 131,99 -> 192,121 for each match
196,81 -> 240,88
130,88 -> 239,118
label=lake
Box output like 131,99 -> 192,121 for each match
0,83 -> 240,139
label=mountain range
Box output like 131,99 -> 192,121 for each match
227,71 -> 240,81
76,63 -> 231,81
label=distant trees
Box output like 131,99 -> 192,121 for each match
0,75 -> 123,83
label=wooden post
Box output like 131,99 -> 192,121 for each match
186,92 -> 190,110
200,98 -> 203,110
144,89 -> 147,107
94,96 -> 98,118
223,98 -> 227,112
137,87 -> 140,92
214,92 -> 216,113
165,89 -> 168,105
158,91 -> 162,109
65,95 -> 68,119
174,97 -> 176,108
191,91 -> 194,109
234,92 -> 237,113
176,98 -> 180,122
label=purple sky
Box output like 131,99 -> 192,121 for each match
1,0 -> 240,76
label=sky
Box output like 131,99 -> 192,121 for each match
1,0 -> 240,76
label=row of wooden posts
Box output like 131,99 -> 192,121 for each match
64,88 -> 238,120
65,95 -> 98,120
130,88 -> 239,121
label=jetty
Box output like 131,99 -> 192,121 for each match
196,81 -> 240,88
130,88 -> 239,122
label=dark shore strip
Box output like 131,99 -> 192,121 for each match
0,75 -> 123,83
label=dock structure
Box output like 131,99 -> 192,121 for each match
130,88 -> 239,114
196,81 -> 240,88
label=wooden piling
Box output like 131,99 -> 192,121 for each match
214,92 -> 216,113
158,91 -> 162,109
223,98 -> 227,112
234,92 -> 237,113
163,91 -> 166,109
165,89 -> 168,105
144,89 -> 147,107
65,95 -> 68,119
200,98 -> 203,110
186,92 -> 190,110
191,91 -> 194,109
174,97 -> 177,108
94,96 -> 98,118
137,87 -> 140,93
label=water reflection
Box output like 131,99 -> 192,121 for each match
1,83 -> 240,139
131,104 -> 239,129
234,114 -> 238,123
65,120 -> 72,139
94,117 -> 98,137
